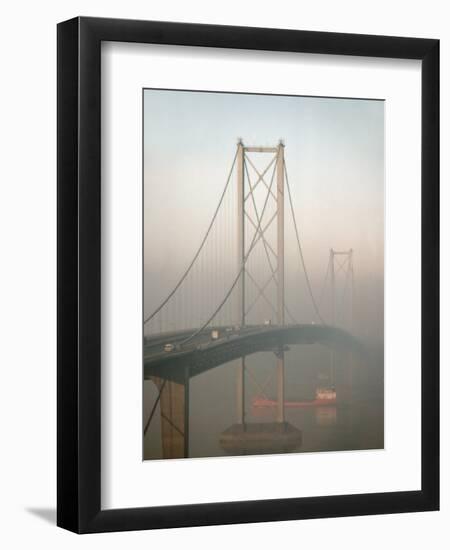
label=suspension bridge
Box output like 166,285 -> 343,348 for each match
144,140 -> 361,459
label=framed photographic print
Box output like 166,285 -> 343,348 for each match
57,17 -> 439,533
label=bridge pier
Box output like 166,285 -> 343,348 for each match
151,367 -> 190,459
220,421 -> 301,456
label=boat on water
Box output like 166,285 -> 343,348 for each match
252,387 -> 337,409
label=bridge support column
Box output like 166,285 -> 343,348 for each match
236,139 -> 246,425
330,248 -> 336,388
343,349 -> 354,405
276,141 -> 285,424
151,368 -> 190,459
236,358 -> 246,424
276,350 -> 285,423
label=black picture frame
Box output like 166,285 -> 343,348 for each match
57,16 -> 439,533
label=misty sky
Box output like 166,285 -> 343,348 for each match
143,89 -> 384,329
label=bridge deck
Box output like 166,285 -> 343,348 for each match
144,324 -> 366,383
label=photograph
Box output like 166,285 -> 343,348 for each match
142,89 -> 385,460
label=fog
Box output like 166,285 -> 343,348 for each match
143,89 -> 384,458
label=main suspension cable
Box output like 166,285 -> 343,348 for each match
318,256 -> 331,310
284,161 -> 325,324
144,149 -> 239,325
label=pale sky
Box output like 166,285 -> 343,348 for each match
143,89 -> 384,327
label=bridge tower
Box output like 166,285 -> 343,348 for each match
235,140 -> 286,425
329,248 -> 355,391
329,248 -> 354,332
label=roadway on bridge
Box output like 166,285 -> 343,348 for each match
144,324 -> 366,383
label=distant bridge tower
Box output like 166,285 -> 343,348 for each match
235,139 -> 286,425
329,248 -> 355,331
329,248 -> 355,387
